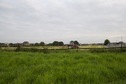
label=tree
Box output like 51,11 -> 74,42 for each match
35,43 -> 40,46
70,40 -> 74,45
58,41 -> 64,46
23,41 -> 30,46
70,40 -> 80,45
73,40 -> 80,45
40,42 -> 45,46
52,41 -> 59,46
104,39 -> 110,45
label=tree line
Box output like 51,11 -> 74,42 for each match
0,39 -> 111,47
0,40 -> 80,47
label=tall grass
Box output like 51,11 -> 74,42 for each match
0,50 -> 126,84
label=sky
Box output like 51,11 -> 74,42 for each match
0,0 -> 126,44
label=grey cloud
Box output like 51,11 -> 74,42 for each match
0,0 -> 126,43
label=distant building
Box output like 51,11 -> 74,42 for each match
107,41 -> 126,48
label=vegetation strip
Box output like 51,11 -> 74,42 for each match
0,50 -> 126,84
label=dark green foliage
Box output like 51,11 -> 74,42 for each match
42,48 -> 50,54
52,41 -> 64,46
9,43 -> 17,47
104,39 -> 110,45
70,40 -> 74,44
6,43 -> 19,47
34,43 -> 39,46
70,40 -> 80,45
0,43 -> 8,47
53,41 -> 59,46
58,41 -> 64,46
40,42 -> 45,46
90,48 -> 126,53
73,40 -> 80,45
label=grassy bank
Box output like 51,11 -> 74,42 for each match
0,50 -> 126,84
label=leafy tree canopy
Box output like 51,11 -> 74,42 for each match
104,39 -> 110,45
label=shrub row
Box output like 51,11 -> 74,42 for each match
15,47 -> 126,53
15,48 -> 49,54
90,48 -> 126,53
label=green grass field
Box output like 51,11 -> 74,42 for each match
0,50 -> 126,84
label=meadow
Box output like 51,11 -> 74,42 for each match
0,49 -> 126,84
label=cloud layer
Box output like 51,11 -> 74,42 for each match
0,0 -> 126,43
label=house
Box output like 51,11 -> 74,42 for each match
107,41 -> 126,48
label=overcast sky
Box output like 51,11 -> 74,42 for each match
0,0 -> 126,43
